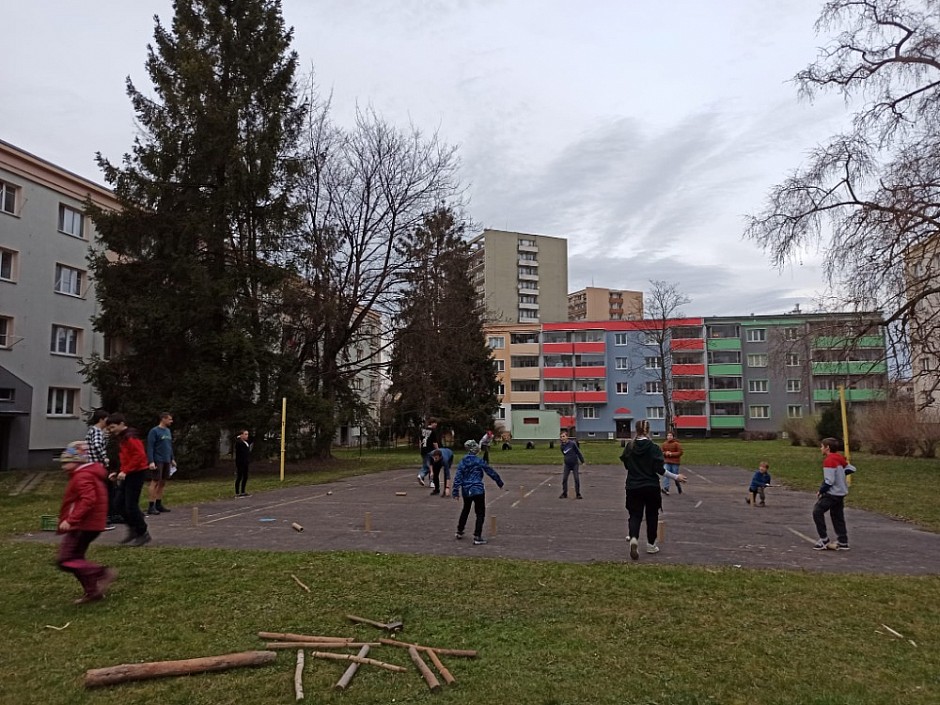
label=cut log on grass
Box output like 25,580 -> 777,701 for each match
294,650 -> 304,701
291,574 -> 311,592
265,642 -> 380,649
379,637 -> 478,658
334,645 -> 370,691
408,646 -> 441,692
426,649 -> 456,685
308,651 -> 407,673
258,632 -> 354,643
84,650 -> 277,688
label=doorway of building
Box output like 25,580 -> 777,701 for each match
615,419 -> 632,439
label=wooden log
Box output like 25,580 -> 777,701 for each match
408,646 -> 441,692
294,650 -> 304,701
334,645 -> 370,691
84,650 -> 277,688
308,651 -> 407,673
379,637 -> 478,658
258,632 -> 354,643
265,642 -> 380,649
291,574 -> 311,592
426,648 -> 456,685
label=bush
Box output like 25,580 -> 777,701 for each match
782,416 -> 818,447
740,431 -> 778,441
856,403 -> 940,458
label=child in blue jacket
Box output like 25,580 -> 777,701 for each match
747,462 -> 772,506
452,439 -> 505,545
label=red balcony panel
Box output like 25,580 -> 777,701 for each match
671,338 -> 704,351
560,416 -> 576,428
574,366 -> 606,379
543,341 -> 606,354
574,342 -> 605,354
573,391 -> 607,404
672,364 -> 705,376
672,390 -> 706,402
544,367 -> 575,379
544,391 -> 575,404
674,416 -> 708,429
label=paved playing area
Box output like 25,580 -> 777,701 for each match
25,464 -> 939,575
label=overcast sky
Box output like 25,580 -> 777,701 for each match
2,0 -> 850,316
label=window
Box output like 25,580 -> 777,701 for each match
0,316 -> 11,348
510,355 -> 539,368
518,308 -> 538,321
747,353 -> 768,367
54,264 -> 84,296
581,406 -> 597,419
615,357 -> 629,370
787,405 -> 803,418
487,336 -> 505,350
646,406 -> 665,419
616,382 -> 629,394
644,356 -> 662,369
494,359 -> 505,372
786,353 -> 801,366
0,181 -> 17,215
748,379 -> 768,393
642,333 -> 659,345
787,378 -> 801,393
784,327 -> 799,341
51,325 -> 81,355
0,388 -> 14,402
511,380 -> 539,393
645,381 -> 662,394
749,405 -> 770,419
510,332 -> 539,344
614,333 -> 628,346
0,248 -> 16,281
47,387 -> 78,416
58,204 -> 85,238
496,383 -> 505,395
746,328 -> 766,342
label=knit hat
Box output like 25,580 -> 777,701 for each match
58,440 -> 90,464
464,439 -> 480,453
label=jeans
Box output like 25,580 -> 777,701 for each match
235,462 -> 249,495
626,486 -> 662,545
457,494 -> 486,538
813,494 -> 848,543
662,463 -> 679,490
561,463 -> 581,496
419,453 -> 431,480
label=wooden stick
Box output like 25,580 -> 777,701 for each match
308,651 -> 407,673
334,645 -> 370,691
379,637 -> 478,658
258,632 -> 354,643
290,574 -> 311,592
408,646 -> 441,692
291,522 -> 304,532
84,650 -> 277,688
294,650 -> 304,701
364,512 -> 372,531
265,642 -> 380,649
426,648 -> 455,685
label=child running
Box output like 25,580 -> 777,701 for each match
452,439 -> 505,545
746,462 -> 772,506
813,437 -> 856,551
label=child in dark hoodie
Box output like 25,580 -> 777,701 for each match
812,437 -> 856,551
56,441 -> 117,604
619,420 -> 687,560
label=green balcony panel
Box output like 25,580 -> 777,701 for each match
707,338 -> 742,351
813,388 -> 888,403
811,361 -> 888,375
813,336 -> 884,349
709,390 -> 745,402
708,364 -> 743,376
710,416 -> 745,429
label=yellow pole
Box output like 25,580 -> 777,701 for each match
280,396 -> 287,482
838,385 -> 852,485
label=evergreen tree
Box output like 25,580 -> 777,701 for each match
388,208 -> 499,443
84,0 -> 305,467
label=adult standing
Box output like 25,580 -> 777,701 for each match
558,431 -> 586,499
479,429 -> 495,464
106,413 -> 151,546
417,419 -> 440,487
85,409 -> 115,530
234,429 -> 252,497
146,412 -> 176,515
619,420 -> 687,560
660,431 -> 684,495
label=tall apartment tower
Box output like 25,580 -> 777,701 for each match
0,140 -> 119,469
568,287 -> 643,321
469,229 -> 569,324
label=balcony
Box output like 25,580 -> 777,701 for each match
544,391 -> 607,404
710,416 -> 745,429
674,416 -> 708,429
672,363 -> 705,376
671,338 -> 704,351
517,241 -> 538,253
708,364 -> 743,376
508,391 -> 540,404
672,389 -> 706,402
543,365 -> 607,379
707,338 -> 741,351
813,335 -> 884,349
811,361 -> 888,375
518,257 -> 539,267
542,341 -> 606,355
518,272 -> 540,282
709,390 -> 744,402
813,388 -> 888,402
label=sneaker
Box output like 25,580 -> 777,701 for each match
745,495 -> 752,505
836,542 -> 850,551
558,493 -> 567,499
629,537 -> 639,561
455,531 -> 464,540
119,532 -> 136,545
473,537 -> 488,545
576,494 -> 583,499
661,488 -> 669,495
417,473 -> 426,487
130,532 -> 152,547
813,538 -> 831,551
73,593 -> 104,605
758,501 -> 766,507
430,489 -> 439,496
430,483 -> 437,490
676,483 -> 682,494
104,524 -> 116,531
97,568 -> 118,596
155,504 -> 170,513
646,543 -> 660,554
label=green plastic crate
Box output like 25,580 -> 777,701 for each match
40,515 -> 58,531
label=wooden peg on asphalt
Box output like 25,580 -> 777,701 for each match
291,522 -> 304,532
408,646 -> 441,692
192,506 -> 199,526
364,512 -> 372,532
658,520 -> 665,543
489,515 -> 497,536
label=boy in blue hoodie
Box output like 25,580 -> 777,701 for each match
812,437 -> 856,551
452,440 -> 505,545
746,462 -> 772,506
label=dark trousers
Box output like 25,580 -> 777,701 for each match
122,470 -> 148,537
813,494 -> 848,543
235,462 -> 249,495
457,494 -> 486,538
561,463 -> 581,496
482,447 -> 490,463
107,478 -> 124,520
626,486 -> 662,544
57,530 -> 106,596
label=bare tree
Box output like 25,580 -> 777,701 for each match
644,280 -> 691,434
745,0 -> 940,411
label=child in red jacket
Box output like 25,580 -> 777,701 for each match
56,441 -> 117,604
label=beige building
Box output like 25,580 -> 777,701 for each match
905,237 -> 940,413
1,140 -> 120,469
469,229 -> 569,324
568,287 -> 643,321
483,322 -> 541,436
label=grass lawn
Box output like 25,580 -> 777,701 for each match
1,440 -> 937,705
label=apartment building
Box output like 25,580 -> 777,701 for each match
904,237 -> 940,414
469,229 -> 569,324
0,140 -> 120,469
484,322 -> 540,435
568,287 -> 643,321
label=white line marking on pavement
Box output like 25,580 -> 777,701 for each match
787,527 -> 817,544
694,500 -> 703,509
509,475 -> 554,507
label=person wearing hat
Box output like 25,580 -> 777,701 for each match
451,439 -> 506,545
55,441 -> 117,604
